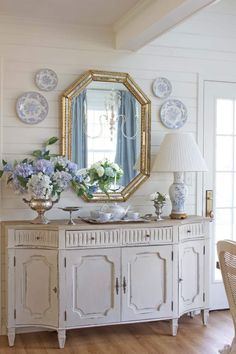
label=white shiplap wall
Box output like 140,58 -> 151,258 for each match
1,0 -> 236,333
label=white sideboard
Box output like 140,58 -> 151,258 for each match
6,216 -> 210,348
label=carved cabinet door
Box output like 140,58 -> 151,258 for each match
65,248 -> 121,327
15,249 -> 58,327
178,240 -> 204,315
121,245 -> 173,322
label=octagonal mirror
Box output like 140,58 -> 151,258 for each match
62,70 -> 151,202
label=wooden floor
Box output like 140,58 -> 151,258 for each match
0,311 -> 233,354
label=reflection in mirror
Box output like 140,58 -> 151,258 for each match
71,81 -> 141,191
62,70 -> 150,202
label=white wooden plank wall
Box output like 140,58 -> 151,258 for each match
0,0 -> 236,333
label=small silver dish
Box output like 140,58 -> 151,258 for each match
59,207 -> 80,225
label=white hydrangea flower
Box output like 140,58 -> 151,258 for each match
91,162 -> 101,170
150,192 -> 158,201
52,156 -> 67,168
111,162 -> 120,171
27,172 -> 53,199
96,166 -> 104,177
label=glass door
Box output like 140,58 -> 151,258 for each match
203,80 -> 236,309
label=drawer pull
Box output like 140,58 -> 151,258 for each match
145,234 -> 150,238
90,236 -> 95,241
179,278 -> 183,283
123,276 -> 127,294
187,230 -> 191,234
115,277 -> 119,295
52,286 -> 57,293
36,236 -> 41,240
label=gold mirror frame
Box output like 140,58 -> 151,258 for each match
61,70 -> 151,202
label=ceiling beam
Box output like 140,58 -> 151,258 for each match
114,0 -> 218,51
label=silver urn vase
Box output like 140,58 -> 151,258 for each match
154,201 -> 165,221
23,197 -> 58,224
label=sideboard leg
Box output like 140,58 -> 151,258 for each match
8,327 -> 15,346
171,318 -> 178,336
58,329 -> 66,349
190,311 -> 195,318
201,309 -> 209,326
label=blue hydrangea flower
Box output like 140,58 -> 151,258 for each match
3,163 -> 13,172
34,159 -> 54,176
14,163 -> 34,178
67,161 -> 78,175
88,185 -> 98,193
52,171 -> 72,192
105,167 -> 115,177
74,174 -> 84,183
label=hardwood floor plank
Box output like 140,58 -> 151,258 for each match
0,311 -> 233,354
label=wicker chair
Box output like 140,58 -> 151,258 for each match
217,240 -> 236,354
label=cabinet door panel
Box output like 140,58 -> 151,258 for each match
66,248 -> 120,326
15,249 -> 58,327
122,246 -> 173,321
179,240 -> 204,315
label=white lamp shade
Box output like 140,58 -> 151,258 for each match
152,133 -> 208,172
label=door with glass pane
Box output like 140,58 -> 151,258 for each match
203,80 -> 236,309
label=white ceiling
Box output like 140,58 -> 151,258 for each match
0,0 -> 219,50
0,0 -> 139,26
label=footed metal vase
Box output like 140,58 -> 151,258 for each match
23,197 -> 58,224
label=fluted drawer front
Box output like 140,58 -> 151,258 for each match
65,229 -> 120,248
14,230 -> 58,247
122,227 -> 173,245
179,223 -> 205,241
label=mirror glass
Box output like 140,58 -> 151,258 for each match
72,81 -> 141,189
62,70 -> 150,202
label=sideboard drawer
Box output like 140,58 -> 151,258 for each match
14,230 -> 58,247
122,227 -> 173,245
65,229 -> 120,248
179,223 -> 205,241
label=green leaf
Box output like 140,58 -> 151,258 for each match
32,150 -> 42,158
2,160 -> 7,166
45,137 -> 58,146
22,158 -> 28,163
17,175 -> 27,188
0,170 -> 3,178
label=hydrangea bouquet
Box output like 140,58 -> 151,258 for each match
87,159 -> 124,195
0,137 -> 93,199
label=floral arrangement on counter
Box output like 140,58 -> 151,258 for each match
150,192 -> 169,221
150,192 -> 169,205
86,159 -> 124,195
0,137 -> 94,199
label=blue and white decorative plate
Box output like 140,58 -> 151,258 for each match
160,99 -> 187,129
35,68 -> 58,91
16,91 -> 49,124
152,77 -> 172,98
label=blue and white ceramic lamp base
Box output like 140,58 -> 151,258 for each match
169,172 -> 188,219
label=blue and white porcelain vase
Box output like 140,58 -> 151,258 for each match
169,172 -> 188,219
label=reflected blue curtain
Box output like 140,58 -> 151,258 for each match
72,90 -> 87,169
115,91 -> 137,186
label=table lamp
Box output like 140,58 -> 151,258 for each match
152,133 -> 207,219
